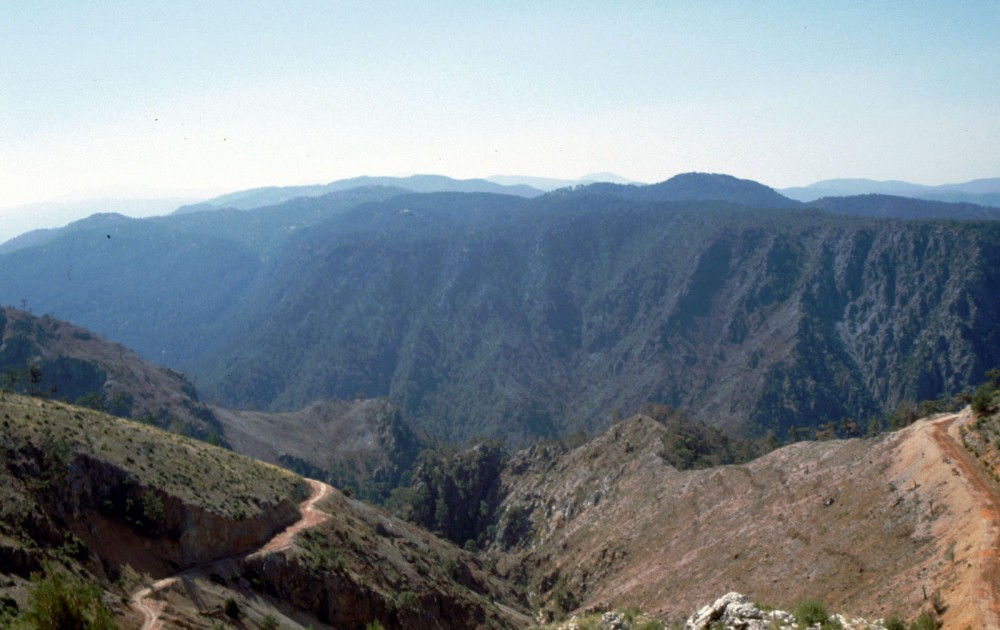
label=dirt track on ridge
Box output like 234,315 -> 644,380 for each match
928,412 -> 1000,629
130,478 -> 333,630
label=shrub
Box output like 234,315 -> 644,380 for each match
17,567 -> 116,630
794,599 -> 828,626
971,384 -> 996,415
223,597 -> 241,620
908,611 -> 940,630
930,589 -> 946,615
884,615 -> 906,630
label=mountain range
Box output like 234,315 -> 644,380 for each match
779,177 -> 1000,207
3,164 -> 1000,626
2,172 -> 1000,447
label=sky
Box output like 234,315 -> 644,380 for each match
1,1 -> 999,238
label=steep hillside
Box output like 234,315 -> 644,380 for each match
485,409 -> 998,628
0,187 -> 402,368
3,177 -> 1000,445
212,397 -> 428,502
0,393 -> 527,629
204,193 -> 1000,443
0,307 -> 221,440
0,392 -> 305,625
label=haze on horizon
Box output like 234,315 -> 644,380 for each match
2,2 -> 998,237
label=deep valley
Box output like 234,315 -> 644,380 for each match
1,173 -> 1000,628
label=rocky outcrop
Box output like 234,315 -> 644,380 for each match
685,592 -> 887,630
63,453 -> 300,566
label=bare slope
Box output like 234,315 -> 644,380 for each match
487,410 -> 997,627
213,397 -> 427,501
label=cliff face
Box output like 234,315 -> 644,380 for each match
53,453 -> 300,567
0,395 -> 306,578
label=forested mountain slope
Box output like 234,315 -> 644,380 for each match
0,307 -> 222,440
2,175 -> 999,445
204,193 -> 1000,442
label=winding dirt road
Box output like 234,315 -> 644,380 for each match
928,411 -> 1000,629
130,478 -> 333,630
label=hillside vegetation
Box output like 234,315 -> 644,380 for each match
213,397 -> 428,503
2,174 -> 999,445
0,307 -> 224,441
0,393 -> 528,628
0,392 -> 306,625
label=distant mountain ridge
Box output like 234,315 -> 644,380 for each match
0,196 -> 197,247
577,172 -> 802,208
3,173 -> 1000,446
781,177 -> 1000,207
810,194 -> 1000,220
485,172 -> 643,191
173,174 -> 545,214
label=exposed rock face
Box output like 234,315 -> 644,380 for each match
239,488 -> 528,629
685,592 -> 886,630
47,451 -> 301,568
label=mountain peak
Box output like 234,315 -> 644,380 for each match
641,172 -> 800,207
571,171 -> 801,208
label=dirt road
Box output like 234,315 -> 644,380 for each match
252,478 -> 332,556
928,411 -> 1000,629
130,478 -> 333,630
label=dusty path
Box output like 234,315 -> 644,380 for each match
129,577 -> 181,630
928,411 -> 1000,629
130,478 -> 333,630
252,478 -> 332,556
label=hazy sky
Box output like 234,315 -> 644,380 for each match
2,1 -> 999,211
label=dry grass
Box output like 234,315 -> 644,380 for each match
0,393 -> 304,521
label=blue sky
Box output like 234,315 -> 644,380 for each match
2,1 -> 998,213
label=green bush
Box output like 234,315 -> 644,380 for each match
223,597 -> 241,620
971,384 -> 995,415
908,611 -> 941,630
883,614 -> 906,630
794,599 -> 828,626
16,567 -> 116,630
